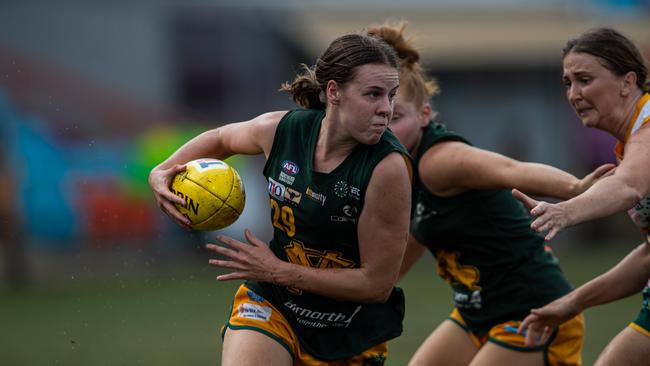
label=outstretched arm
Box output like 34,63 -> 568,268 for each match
513,127 -> 650,241
208,152 -> 412,303
419,141 -> 613,198
519,242 -> 650,346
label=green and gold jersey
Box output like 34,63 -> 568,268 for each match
411,122 -> 573,336
247,108 -> 409,360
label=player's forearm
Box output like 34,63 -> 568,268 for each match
514,163 -> 580,200
570,243 -> 650,310
562,176 -> 641,227
154,129 -> 224,170
275,263 -> 396,303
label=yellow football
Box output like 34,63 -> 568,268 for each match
170,158 -> 245,230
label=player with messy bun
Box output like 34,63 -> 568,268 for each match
370,22 -> 615,366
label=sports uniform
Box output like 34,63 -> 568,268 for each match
223,109 -> 410,365
410,122 -> 584,365
613,93 -> 650,338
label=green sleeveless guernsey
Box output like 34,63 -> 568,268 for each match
410,122 -> 573,336
247,109 -> 408,360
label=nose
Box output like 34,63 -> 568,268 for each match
567,83 -> 581,104
377,95 -> 392,118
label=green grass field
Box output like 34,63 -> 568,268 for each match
0,241 -> 642,365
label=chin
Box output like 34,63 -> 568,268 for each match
363,133 -> 384,145
581,119 -> 599,128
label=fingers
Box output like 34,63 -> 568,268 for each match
206,240 -> 245,258
524,327 -> 540,347
216,272 -> 246,281
215,235 -> 248,252
523,323 -> 551,347
539,326 -> 551,345
161,189 -> 185,206
244,229 -> 266,247
209,258 -> 246,271
172,163 -> 187,174
512,189 -> 539,211
150,164 -> 187,205
160,200 -> 192,227
593,163 -> 616,178
529,201 -> 548,217
518,315 -> 535,335
545,227 -> 560,242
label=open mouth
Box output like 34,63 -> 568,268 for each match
575,107 -> 592,117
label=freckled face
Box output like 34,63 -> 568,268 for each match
336,63 -> 399,145
563,52 -> 627,130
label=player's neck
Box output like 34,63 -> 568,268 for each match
313,117 -> 357,173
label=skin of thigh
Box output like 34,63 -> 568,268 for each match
468,342 -> 544,366
408,319 -> 478,366
595,327 -> 650,366
222,328 -> 293,366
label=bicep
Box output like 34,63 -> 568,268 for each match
358,153 -> 411,275
419,142 -> 518,195
217,111 -> 286,158
617,129 -> 650,196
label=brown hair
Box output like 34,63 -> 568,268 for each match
281,33 -> 400,110
367,22 -> 439,110
564,27 -> 649,92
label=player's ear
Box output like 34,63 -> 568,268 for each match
620,71 -> 637,97
420,103 -> 432,127
326,80 -> 340,105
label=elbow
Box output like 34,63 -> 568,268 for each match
359,280 -> 396,304
374,286 -> 395,303
360,288 -> 393,304
628,186 -> 647,208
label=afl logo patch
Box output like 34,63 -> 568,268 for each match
282,160 -> 299,175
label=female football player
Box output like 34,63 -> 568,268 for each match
369,23 -> 613,366
149,33 -> 412,365
514,27 -> 650,365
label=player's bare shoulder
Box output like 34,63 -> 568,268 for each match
251,111 -> 289,156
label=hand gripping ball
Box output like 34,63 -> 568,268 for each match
171,158 -> 245,230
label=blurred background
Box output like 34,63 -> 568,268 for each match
1,0 -> 649,365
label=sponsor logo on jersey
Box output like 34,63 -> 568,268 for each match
284,187 -> 302,205
283,300 -> 362,329
281,160 -> 299,175
283,239 -> 355,294
453,290 -> 482,310
414,202 -> 437,223
279,171 -> 295,185
305,187 -> 326,206
237,303 -> 272,321
268,177 -> 286,201
334,180 -> 349,198
349,186 -> 361,200
333,180 -> 361,200
331,204 -> 358,223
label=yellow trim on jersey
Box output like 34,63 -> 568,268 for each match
629,322 -> 650,338
615,93 -> 650,160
